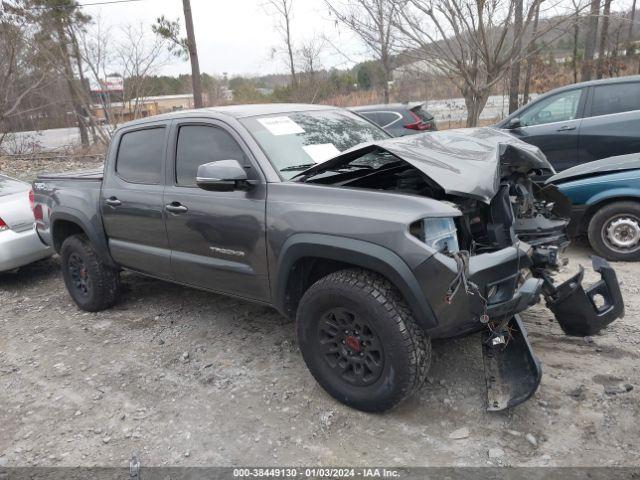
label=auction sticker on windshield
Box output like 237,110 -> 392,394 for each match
302,143 -> 341,163
257,116 -> 305,136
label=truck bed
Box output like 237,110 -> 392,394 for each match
37,166 -> 104,181
33,167 -> 105,251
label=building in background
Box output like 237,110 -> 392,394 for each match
90,93 -> 209,124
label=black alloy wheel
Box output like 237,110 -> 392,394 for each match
317,307 -> 384,387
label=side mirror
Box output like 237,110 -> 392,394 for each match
196,160 -> 250,192
507,117 -> 522,129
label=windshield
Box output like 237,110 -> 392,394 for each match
239,109 -> 389,180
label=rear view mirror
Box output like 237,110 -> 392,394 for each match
507,117 -> 522,129
196,160 -> 249,192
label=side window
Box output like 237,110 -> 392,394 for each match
520,89 -> 583,127
116,127 -> 165,184
360,112 -> 381,126
377,111 -> 402,128
591,83 -> 640,117
175,125 -> 248,187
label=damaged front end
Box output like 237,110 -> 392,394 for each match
298,127 -> 625,411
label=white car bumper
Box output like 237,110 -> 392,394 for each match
0,227 -> 53,272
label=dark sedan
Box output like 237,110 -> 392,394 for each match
497,75 -> 640,173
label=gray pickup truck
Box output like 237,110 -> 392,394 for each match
33,104 -> 624,412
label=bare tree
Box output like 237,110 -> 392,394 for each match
627,0 -> 640,58
596,0 -> 613,78
569,0 -> 583,83
508,0 -> 524,113
117,24 -> 169,120
396,0 -> 571,127
265,0 -> 298,87
23,0 -> 92,147
627,0 -> 637,50
299,37 -> 326,80
326,0 -> 402,104
297,36 -> 327,102
1,0 -> 100,145
581,0 -> 600,80
75,17 -> 118,144
523,0 -> 542,103
0,5 -> 47,128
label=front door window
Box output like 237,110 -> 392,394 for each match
520,89 -> 583,127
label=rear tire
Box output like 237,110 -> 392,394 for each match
61,234 -> 120,311
296,268 -> 431,412
587,201 -> 640,261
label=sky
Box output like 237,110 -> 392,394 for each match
82,0 -> 366,77
78,0 -> 638,78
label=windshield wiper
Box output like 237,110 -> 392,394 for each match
281,163 -> 317,172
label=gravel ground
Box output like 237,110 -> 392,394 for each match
0,243 -> 639,468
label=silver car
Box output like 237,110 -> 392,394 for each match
0,174 -> 52,272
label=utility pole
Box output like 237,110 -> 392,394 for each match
182,0 -> 203,108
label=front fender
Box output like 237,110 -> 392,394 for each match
585,187 -> 640,207
274,233 -> 438,329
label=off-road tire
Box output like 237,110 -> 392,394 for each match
588,201 -> 640,261
296,268 -> 431,412
60,234 -> 120,311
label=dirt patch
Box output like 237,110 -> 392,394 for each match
0,246 -> 639,467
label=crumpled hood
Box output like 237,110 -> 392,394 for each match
547,153 -> 640,185
299,127 -> 552,203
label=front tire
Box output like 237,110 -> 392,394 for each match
296,269 -> 431,412
588,201 -> 640,261
60,234 -> 120,311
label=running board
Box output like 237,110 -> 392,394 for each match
482,315 -> 542,411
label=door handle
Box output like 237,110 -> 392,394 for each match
557,125 -> 576,131
105,197 -> 121,207
166,202 -> 188,214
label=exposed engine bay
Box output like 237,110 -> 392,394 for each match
298,129 -> 570,259
297,128 -> 625,410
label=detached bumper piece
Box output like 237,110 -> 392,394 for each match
546,256 -> 625,336
482,315 -> 542,411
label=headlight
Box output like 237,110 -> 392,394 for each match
410,217 -> 459,253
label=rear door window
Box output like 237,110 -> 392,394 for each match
116,127 -> 165,184
590,82 -> 640,117
175,125 -> 248,187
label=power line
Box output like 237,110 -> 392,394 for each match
77,0 -> 147,6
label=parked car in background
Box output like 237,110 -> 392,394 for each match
0,174 -> 52,272
548,153 -> 640,261
497,75 -> 640,173
350,102 -> 437,136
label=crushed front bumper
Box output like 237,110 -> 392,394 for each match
482,315 -> 542,411
545,256 -> 625,336
416,245 -> 625,412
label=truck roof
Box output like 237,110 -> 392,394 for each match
120,103 -> 337,129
